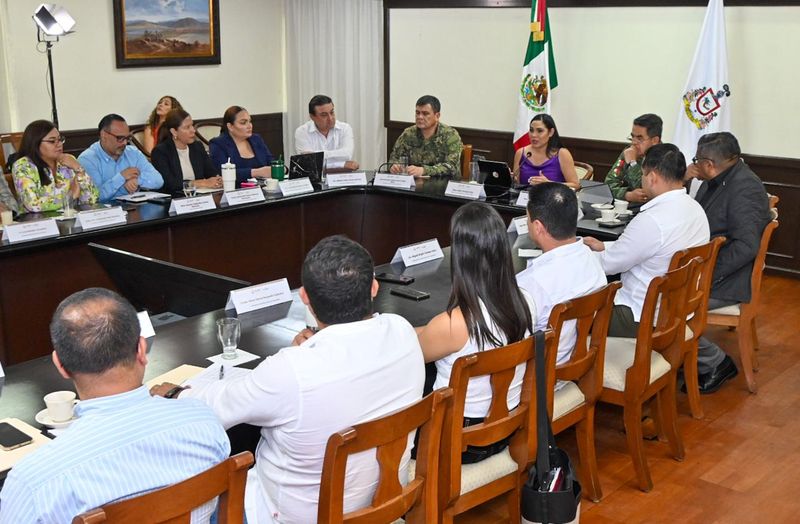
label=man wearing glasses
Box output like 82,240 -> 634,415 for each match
604,113 -> 662,204
79,114 -> 164,203
685,132 -> 771,393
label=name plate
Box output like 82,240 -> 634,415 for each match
390,238 -> 444,267
507,215 -> 529,236
373,173 -> 414,190
3,218 -> 59,244
515,191 -> 530,208
327,172 -> 367,187
445,181 -> 485,200
75,207 -> 126,230
225,278 -> 293,314
220,187 -> 266,207
138,311 -> 156,338
279,178 -> 315,196
168,194 -> 216,215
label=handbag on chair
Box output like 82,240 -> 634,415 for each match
521,331 -> 581,524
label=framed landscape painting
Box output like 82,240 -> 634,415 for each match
113,0 -> 221,68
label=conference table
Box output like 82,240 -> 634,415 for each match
0,174 -> 624,367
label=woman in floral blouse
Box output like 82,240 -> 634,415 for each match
11,120 -> 99,213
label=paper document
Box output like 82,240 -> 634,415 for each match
145,364 -> 205,388
184,362 -> 251,389
116,191 -> 171,202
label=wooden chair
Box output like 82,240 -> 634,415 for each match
546,281 -> 621,502
72,451 -> 254,524
318,388 -> 452,524
195,122 -> 223,152
129,125 -> 149,159
460,144 -> 473,181
1,132 -> 23,173
706,219 -> 779,393
438,332 -> 556,523
668,237 -> 725,418
574,161 -> 594,181
599,258 -> 701,492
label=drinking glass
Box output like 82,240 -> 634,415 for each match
216,318 -> 241,360
183,180 -> 196,198
398,156 -> 408,174
469,161 -> 480,182
61,194 -> 76,218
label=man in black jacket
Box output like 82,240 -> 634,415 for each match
687,132 -> 771,393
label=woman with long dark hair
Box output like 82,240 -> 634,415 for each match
417,201 -> 536,462
12,120 -> 98,213
143,95 -> 183,155
512,113 -> 579,189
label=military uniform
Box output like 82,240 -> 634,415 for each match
389,123 -> 463,177
604,151 -> 643,200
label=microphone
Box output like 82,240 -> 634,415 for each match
375,162 -> 395,174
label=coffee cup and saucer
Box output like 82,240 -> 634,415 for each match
35,391 -> 79,429
595,208 -> 623,227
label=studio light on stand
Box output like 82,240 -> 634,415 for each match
32,4 -> 75,129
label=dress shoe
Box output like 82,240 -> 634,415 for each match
697,355 -> 738,394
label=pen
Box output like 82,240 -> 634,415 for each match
219,365 -> 225,380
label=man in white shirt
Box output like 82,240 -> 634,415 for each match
585,143 -> 710,337
516,183 -> 607,364
153,236 -> 424,523
294,95 -> 359,170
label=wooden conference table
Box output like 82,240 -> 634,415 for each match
0,175 -> 623,366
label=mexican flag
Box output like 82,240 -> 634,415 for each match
513,0 -> 558,150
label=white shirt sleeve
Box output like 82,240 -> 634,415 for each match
294,124 -> 311,155
598,213 -> 662,275
322,123 -> 355,168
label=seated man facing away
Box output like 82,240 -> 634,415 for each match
153,235 -> 425,523
516,182 -> 607,365
604,113 -> 662,205
686,131 -> 771,393
389,94 -> 463,178
79,114 -> 164,203
0,288 -> 229,523
294,94 -> 359,170
585,143 -> 710,337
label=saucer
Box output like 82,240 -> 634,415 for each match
596,218 -> 624,227
591,203 -> 614,210
35,408 -> 77,429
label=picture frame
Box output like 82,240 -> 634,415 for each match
113,0 -> 221,68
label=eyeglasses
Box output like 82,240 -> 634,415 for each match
627,134 -> 651,144
103,129 -> 132,143
691,156 -> 713,164
41,135 -> 66,145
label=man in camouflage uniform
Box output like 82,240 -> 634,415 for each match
389,95 -> 462,178
604,113 -> 662,204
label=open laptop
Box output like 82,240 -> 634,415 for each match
477,160 -> 513,196
289,152 -> 324,185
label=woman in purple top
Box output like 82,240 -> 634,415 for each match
512,114 -> 579,189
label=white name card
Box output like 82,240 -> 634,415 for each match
138,311 -> 156,338
3,218 -> 60,243
507,215 -> 529,236
225,278 -> 293,314
515,191 -> 530,208
279,178 -> 315,196
220,187 -> 266,207
168,195 -> 216,215
327,172 -> 367,187
75,207 -> 126,231
445,181 -> 485,200
373,173 -> 415,190
390,238 -> 444,267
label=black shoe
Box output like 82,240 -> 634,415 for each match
697,355 -> 738,394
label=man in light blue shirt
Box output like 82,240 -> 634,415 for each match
78,114 -> 164,203
0,288 -> 230,523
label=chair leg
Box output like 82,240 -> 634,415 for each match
683,342 -> 704,419
657,377 -> 685,461
623,402 -> 653,492
575,410 -> 602,502
738,320 -> 758,393
507,484 -> 521,523
751,317 -> 760,371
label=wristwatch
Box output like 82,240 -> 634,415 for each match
164,385 -> 187,399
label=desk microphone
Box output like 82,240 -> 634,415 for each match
375,161 -> 394,174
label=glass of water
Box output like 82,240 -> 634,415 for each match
182,179 -> 196,197
398,156 -> 408,174
216,317 -> 241,360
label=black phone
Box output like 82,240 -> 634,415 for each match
375,272 -> 415,285
0,422 -> 33,451
390,287 -> 430,301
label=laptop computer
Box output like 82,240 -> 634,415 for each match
477,160 -> 513,196
288,152 -> 324,185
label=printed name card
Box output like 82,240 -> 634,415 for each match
2,218 -> 59,244
168,195 -> 216,215
279,178 -> 315,196
225,278 -> 293,314
444,181 -> 485,200
75,207 -> 126,231
507,215 -> 529,236
220,187 -> 266,207
373,173 -> 415,190
515,191 -> 530,208
390,238 -> 444,267
138,311 -> 156,339
327,172 -> 367,188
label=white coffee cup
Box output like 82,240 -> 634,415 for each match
44,390 -> 76,422
265,178 -> 279,192
614,200 -> 629,213
600,209 -> 617,222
